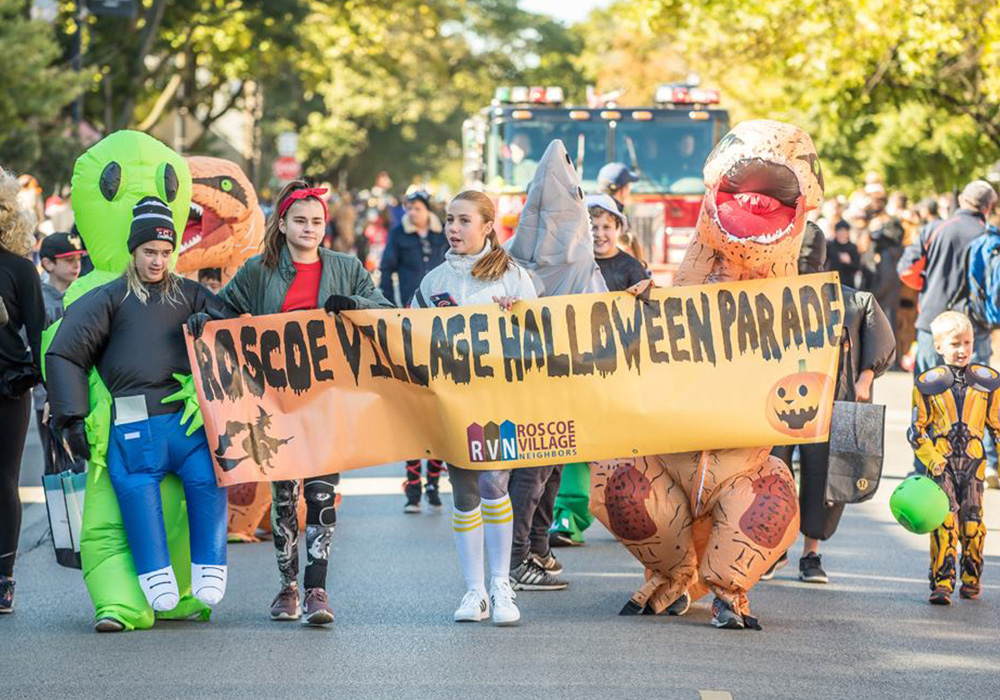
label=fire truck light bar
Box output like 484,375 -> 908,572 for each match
495,86 -> 566,105
655,85 -> 720,105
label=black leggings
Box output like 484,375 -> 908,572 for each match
771,443 -> 845,541
0,393 -> 31,577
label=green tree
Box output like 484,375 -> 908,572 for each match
577,0 -> 1000,195
0,0 -> 91,188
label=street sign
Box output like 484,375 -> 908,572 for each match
277,131 -> 299,158
87,0 -> 136,17
273,156 -> 302,182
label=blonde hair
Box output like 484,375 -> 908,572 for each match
123,257 -> 184,306
930,311 -> 973,341
451,190 -> 512,282
0,166 -> 36,256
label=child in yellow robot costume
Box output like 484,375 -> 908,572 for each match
908,310 -> 1000,605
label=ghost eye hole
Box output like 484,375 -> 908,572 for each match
777,387 -> 786,398
100,162 -> 122,201
221,178 -> 233,192
160,163 -> 179,202
798,385 -> 808,397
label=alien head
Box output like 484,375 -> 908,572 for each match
71,130 -> 191,273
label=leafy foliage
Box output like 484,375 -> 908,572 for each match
0,0 -> 91,188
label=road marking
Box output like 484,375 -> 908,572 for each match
698,691 -> 733,700
20,476 -> 453,504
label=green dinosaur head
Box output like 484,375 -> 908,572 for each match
71,130 -> 191,273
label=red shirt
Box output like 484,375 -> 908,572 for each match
281,260 -> 323,312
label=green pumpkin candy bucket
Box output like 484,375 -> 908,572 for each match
889,475 -> 950,534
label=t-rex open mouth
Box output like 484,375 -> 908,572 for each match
715,159 -> 801,244
775,405 -> 818,430
181,201 -> 233,254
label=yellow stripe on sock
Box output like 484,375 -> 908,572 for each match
481,504 -> 512,517
482,515 -> 513,524
452,520 -> 483,532
481,499 -> 511,508
452,510 -> 482,523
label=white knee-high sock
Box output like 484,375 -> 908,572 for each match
192,563 -> 228,606
481,495 -> 513,585
138,565 -> 179,612
452,506 -> 485,592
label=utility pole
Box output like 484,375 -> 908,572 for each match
71,2 -> 87,125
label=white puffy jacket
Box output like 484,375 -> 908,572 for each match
411,241 -> 538,308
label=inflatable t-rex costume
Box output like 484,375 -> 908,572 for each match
590,120 -> 825,627
175,156 -> 264,280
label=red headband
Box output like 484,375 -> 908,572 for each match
278,187 -> 329,221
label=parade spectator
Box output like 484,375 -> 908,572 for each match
597,162 -> 639,212
0,167 -> 44,614
411,190 -> 537,626
379,191 -> 446,307
901,181 -> 997,373
193,180 -> 392,626
768,232 -> 895,583
196,267 -> 222,293
33,232 -> 87,474
908,311 -> 998,604
864,192 -> 905,338
381,191 -> 449,512
826,220 -> 861,286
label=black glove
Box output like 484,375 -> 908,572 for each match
187,312 -> 211,339
61,419 -> 91,462
323,295 -> 359,314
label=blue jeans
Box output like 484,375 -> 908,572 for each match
913,328 -> 997,472
107,410 -> 227,574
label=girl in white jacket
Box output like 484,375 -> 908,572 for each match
411,191 -> 537,626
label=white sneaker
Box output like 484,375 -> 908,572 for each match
453,589 -> 489,622
489,579 -> 520,627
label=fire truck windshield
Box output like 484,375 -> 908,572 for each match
615,121 -> 715,195
493,120 -> 608,190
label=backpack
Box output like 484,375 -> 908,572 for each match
954,225 -> 1000,329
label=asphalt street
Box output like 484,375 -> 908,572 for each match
6,371 -> 1000,700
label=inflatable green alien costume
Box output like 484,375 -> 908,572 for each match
43,131 -> 208,630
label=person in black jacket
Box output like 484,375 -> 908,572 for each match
380,191 -> 448,512
46,197 -> 229,614
378,190 -> 447,306
897,181 -> 998,474
769,233 -> 896,584
0,167 -> 44,614
826,220 -> 860,286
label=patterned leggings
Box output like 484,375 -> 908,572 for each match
272,474 -> 339,590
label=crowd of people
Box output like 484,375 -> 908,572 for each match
1,138 -> 998,630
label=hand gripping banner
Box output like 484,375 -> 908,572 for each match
186,273 -> 844,485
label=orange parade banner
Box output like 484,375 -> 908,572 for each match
185,273 -> 844,486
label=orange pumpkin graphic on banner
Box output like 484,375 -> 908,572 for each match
766,359 -> 834,438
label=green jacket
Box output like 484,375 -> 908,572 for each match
220,246 -> 393,316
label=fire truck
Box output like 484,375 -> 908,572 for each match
462,84 -> 730,283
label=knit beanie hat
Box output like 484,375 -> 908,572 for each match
128,196 -> 176,253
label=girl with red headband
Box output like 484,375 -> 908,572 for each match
188,180 -> 392,625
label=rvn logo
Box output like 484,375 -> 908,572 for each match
467,421 -> 518,463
